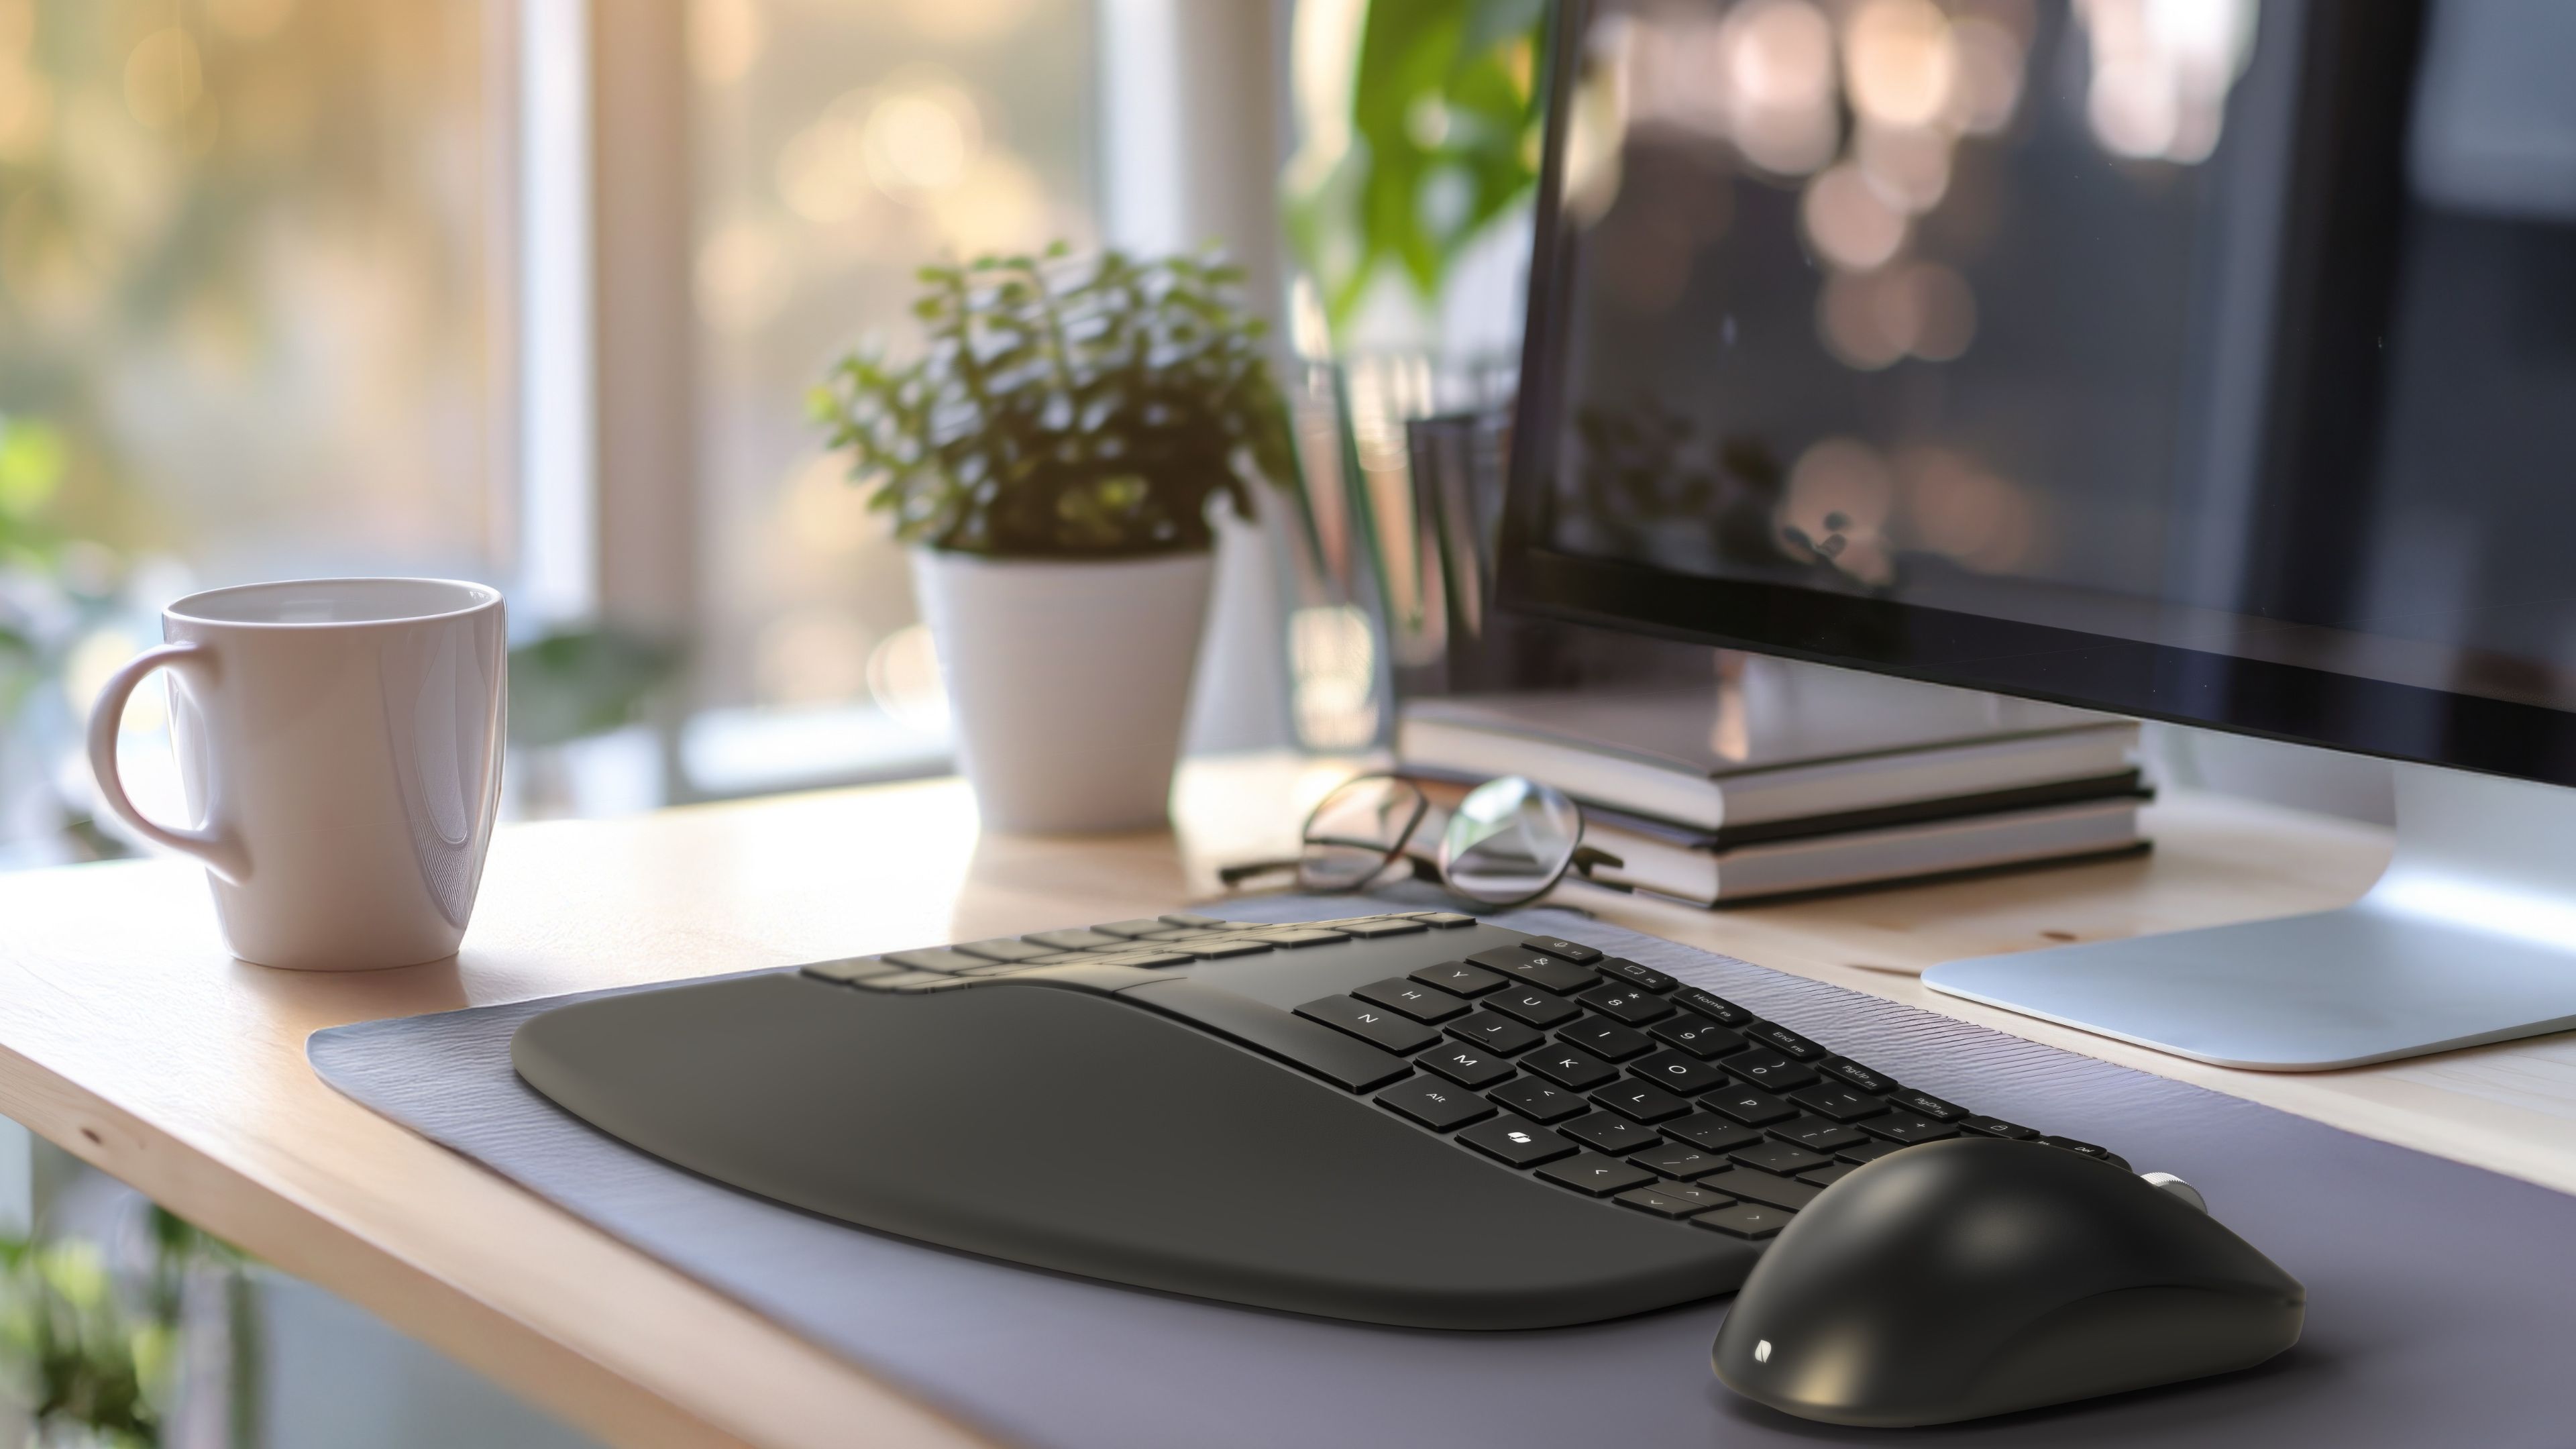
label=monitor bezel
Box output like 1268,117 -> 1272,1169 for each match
1494,0 -> 2576,789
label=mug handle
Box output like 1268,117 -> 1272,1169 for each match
86,641 -> 252,884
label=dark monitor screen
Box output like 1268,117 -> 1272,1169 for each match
1500,0 -> 2576,786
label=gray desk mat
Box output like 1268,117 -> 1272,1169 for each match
311,897 -> 2576,1446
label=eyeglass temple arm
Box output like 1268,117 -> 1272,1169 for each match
1217,859 -> 1301,886
1570,844 -> 1623,877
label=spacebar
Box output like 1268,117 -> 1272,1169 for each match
1120,979 -> 1411,1091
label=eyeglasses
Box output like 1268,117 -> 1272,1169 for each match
1219,773 -> 1622,910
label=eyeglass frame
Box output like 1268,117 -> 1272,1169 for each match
1217,771 -> 1623,910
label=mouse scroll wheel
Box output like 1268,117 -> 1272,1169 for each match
2139,1171 -> 2207,1213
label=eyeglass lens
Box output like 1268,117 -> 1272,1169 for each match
1299,776 -> 1427,892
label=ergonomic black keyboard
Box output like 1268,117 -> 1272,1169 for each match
513,911 -> 2129,1330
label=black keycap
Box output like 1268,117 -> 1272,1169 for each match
1707,1167 -> 1823,1211
1448,1011 -> 1545,1056
1523,1044 -> 1620,1090
1375,1079 -> 1495,1130
1458,1115 -> 1577,1167
1412,961 -> 1507,997
1629,1140 -> 1729,1179
1664,1112 -> 1764,1155
1489,1076 -> 1590,1123
1024,928 -> 1125,951
956,961 -> 1038,976
1593,956 -> 1677,992
1256,926 -> 1352,947
1650,1014 -> 1749,1060
1648,1179 -> 1739,1212
1416,1043 -> 1516,1088
802,957 -> 902,985
1556,1016 -> 1654,1061
1671,986 -> 1756,1028
1962,1115 -> 2038,1139
1521,934 -> 1603,965
1866,1113 -> 1962,1145
1091,950 -> 1194,969
1560,1112 -> 1664,1156
1772,1114 -> 1870,1152
1699,1083 -> 1798,1126
1727,1138 -> 1832,1175
1577,983 -> 1674,1026
1157,912 -> 1228,928
1489,987 -> 1581,1029
1592,1078 -> 1694,1124
1294,996 -> 1441,1055
1155,936 -> 1275,959
1729,1054 -> 1819,1091
1628,1049 -> 1731,1096
1405,911 -> 1478,928
1799,1162 -> 1861,1189
1342,918 -> 1429,937
1819,1055 -> 1899,1094
881,948 -> 990,973
1537,1153 -> 1656,1197
1743,1020 -> 1824,1061
1888,1087 -> 1964,1121
951,937 -> 1055,963
1119,978 -> 1413,1092
2041,1135 -> 2125,1171
1353,977 -> 1468,1023
1466,946 -> 1599,995
863,970 -> 959,990
1790,1085 -> 1889,1123
1020,950 -> 1108,965
1691,1203 -> 1792,1239
1836,1138 -> 1909,1164
1613,1187 -> 1706,1219
1091,918 -> 1176,938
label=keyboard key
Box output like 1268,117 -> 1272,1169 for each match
1593,957 -> 1677,992
1649,1014 -> 1749,1059
1489,987 -> 1580,1029
862,970 -> 956,990
1772,1115 -> 1869,1152
955,961 -> 1038,976
2041,1135 -> 2126,1172
1819,1055 -> 1900,1095
1458,1115 -> 1577,1167
1121,978 -> 1413,1092
1699,1083 -> 1798,1126
1090,950 -> 1193,969
1577,984 -> 1674,1026
1153,936 -> 1275,959
1523,1045 -> 1620,1090
1142,928 -> 1228,941
1256,926 -> 1353,948
1727,1139 -> 1833,1175
1613,1186 -> 1707,1219
1411,961 -> 1507,997
1962,1115 -> 2039,1139
1629,1140 -> 1729,1178
1157,912 -> 1228,929
1294,996 -> 1441,1055
1799,1162 -> 1861,1189
1663,1112 -> 1764,1155
1866,1113 -> 1962,1145
1628,1049 -> 1732,1096
1890,1088 -> 1966,1121
1521,935 -> 1604,965
1091,918 -> 1177,938
1592,1079 -> 1694,1124
1354,977 -> 1468,1023
1024,928 -> 1126,951
1790,1085 -> 1889,1123
1691,1202 -> 1792,1239
1537,1153 -> 1656,1197
951,937 -> 1055,963
1020,950 -> 1108,965
1672,986 -> 1756,1027
802,957 -> 902,984
1647,1179 -> 1738,1212
1466,946 -> 1599,995
1743,1020 -> 1824,1061
1375,1079 -> 1496,1130
1341,918 -> 1429,937
882,948 -> 990,973
1405,911 -> 1478,928
1556,1016 -> 1654,1061
1560,1112 -> 1664,1156
1836,1138 -> 1909,1164
1489,1076 -> 1590,1122
1416,1044 -> 1517,1088
1729,1055 -> 1819,1091
1706,1167 -> 1823,1211
1448,1012 -> 1545,1056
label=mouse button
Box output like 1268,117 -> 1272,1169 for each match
1970,1280 -> 2306,1421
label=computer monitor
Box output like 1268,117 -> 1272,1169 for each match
1498,0 -> 2576,1069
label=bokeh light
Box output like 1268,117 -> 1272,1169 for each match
692,0 -> 765,87
1844,0 -> 1956,129
696,218 -> 791,332
1722,0 -> 1840,176
867,623 -> 951,733
1899,445 -> 2039,571
2076,0 -> 2259,163
1801,162 -> 1907,272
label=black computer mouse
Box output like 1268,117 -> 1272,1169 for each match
1711,1136 -> 2304,1428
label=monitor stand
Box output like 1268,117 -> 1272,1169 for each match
1926,762 -> 2576,1070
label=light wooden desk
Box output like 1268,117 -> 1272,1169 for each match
3,753 -> 2574,1449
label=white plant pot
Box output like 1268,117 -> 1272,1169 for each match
912,547 -> 1214,833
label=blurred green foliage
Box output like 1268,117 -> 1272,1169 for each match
1288,0 -> 1550,331
507,628 -> 685,750
811,244 -> 1298,557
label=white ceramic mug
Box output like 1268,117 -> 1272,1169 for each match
86,578 -> 508,971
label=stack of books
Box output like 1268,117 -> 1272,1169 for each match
1399,663 -> 2148,906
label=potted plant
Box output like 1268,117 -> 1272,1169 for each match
811,245 -> 1297,833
